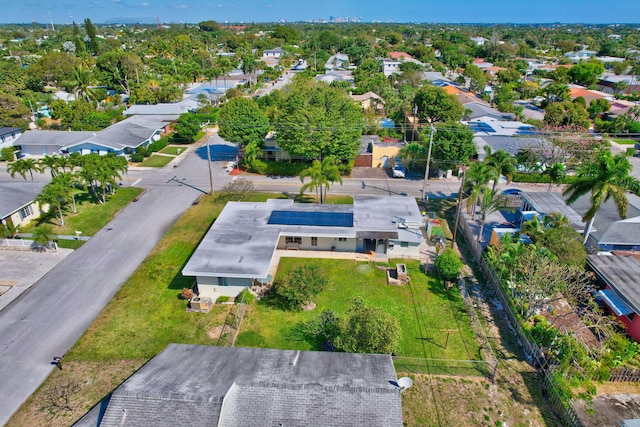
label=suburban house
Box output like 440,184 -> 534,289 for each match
14,115 -> 172,157
0,180 -> 47,229
465,117 -> 538,161
0,127 -> 23,150
262,46 -> 284,58
596,73 -> 640,95
182,196 -> 425,298
569,85 -> 610,106
314,70 -> 355,85
382,53 -> 424,77
355,135 -> 405,168
588,253 -> 640,341
325,52 -> 350,70
350,91 -> 385,112
74,344 -> 403,427
518,192 -> 585,231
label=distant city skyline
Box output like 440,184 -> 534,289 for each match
0,0 -> 638,25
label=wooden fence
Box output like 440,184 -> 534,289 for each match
609,368 -> 640,383
216,290 -> 249,347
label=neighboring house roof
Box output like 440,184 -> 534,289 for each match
465,102 -> 514,121
263,47 -> 284,55
569,86 -> 609,105
14,130 -> 96,148
519,192 -> 585,231
0,127 -> 22,138
475,135 -> 545,159
350,91 -> 384,103
455,91 -> 489,106
0,180 -> 47,219
325,53 -> 350,70
442,85 -> 463,95
182,196 -> 423,281
588,254 -> 640,314
389,51 -> 414,60
123,99 -> 199,116
467,118 -> 535,137
75,344 -> 403,427
568,193 -> 640,246
315,70 -> 354,84
422,71 -> 451,83
64,117 -> 163,151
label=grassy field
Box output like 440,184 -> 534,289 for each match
159,145 -> 185,155
28,187 -> 143,237
139,154 -> 174,167
237,258 -> 481,361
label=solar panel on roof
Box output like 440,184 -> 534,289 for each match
268,210 -> 353,227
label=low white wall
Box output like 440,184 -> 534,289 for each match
276,236 -> 356,251
197,284 -> 246,299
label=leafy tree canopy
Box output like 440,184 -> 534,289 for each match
218,97 -> 270,147
413,86 -> 464,124
431,123 -> 476,168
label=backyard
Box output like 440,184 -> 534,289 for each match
237,258 -> 482,362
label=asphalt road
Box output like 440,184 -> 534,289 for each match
0,150 -> 210,424
0,135 -> 553,424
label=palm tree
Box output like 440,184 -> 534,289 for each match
7,158 -> 41,180
33,224 -> 55,250
398,141 -> 427,171
544,162 -> 566,192
70,66 -> 98,102
484,147 -> 516,191
53,172 -> 79,213
564,148 -> 640,244
38,155 -> 60,178
299,157 -> 343,204
464,162 -> 498,219
36,182 -> 70,226
476,188 -> 512,242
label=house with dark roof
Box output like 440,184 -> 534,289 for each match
182,196 -> 424,299
74,344 -> 403,427
0,180 -> 47,229
588,254 -> 640,341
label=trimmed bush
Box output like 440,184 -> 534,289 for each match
236,288 -> 255,304
434,248 -> 462,282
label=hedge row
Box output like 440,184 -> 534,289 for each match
512,172 -> 578,184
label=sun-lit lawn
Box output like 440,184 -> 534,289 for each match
236,258 -> 481,361
28,187 -> 143,237
159,145 -> 184,155
139,154 -> 174,167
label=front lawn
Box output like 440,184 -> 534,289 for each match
29,187 -> 143,237
159,145 -> 185,155
236,258 -> 481,361
612,138 -> 637,145
139,154 -> 174,167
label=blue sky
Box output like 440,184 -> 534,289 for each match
0,0 -> 638,24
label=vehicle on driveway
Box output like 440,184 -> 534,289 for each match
502,188 -> 522,195
392,158 -> 406,178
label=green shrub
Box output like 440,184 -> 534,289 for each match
512,172 -> 577,184
434,248 -> 462,282
248,159 -> 268,174
236,288 -> 255,304
263,161 -> 310,176
216,296 -> 231,303
129,153 -> 144,163
148,137 -> 169,153
1,147 -> 15,162
274,264 -> 328,309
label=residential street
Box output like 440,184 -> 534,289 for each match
0,135 -> 557,424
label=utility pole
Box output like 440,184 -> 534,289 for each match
205,123 -> 214,195
452,164 -> 467,248
422,123 -> 436,201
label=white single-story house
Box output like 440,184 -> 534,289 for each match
182,196 -> 425,298
262,46 -> 284,58
14,115 -> 174,157
0,181 -> 47,229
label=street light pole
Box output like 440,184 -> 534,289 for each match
422,123 -> 436,201
206,131 -> 214,195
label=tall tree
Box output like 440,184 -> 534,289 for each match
0,92 -> 31,128
274,81 -> 363,160
413,86 -> 464,124
564,148 -> 640,244
299,157 -> 343,204
36,182 -> 70,226
464,162 -> 498,219
476,188 -> 512,242
484,147 -> 516,191
544,162 -> 566,191
7,158 -> 41,180
218,97 -> 270,148
84,18 -> 99,55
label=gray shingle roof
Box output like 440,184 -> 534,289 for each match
0,180 -> 47,219
75,344 -> 402,427
588,254 -> 640,313
14,130 -> 96,147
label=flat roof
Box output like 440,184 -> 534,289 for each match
520,192 -> 585,230
182,196 -> 423,280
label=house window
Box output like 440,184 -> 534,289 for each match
337,237 -> 347,242
18,205 -> 33,220
401,241 -> 409,248
285,236 -> 302,244
311,237 -> 318,246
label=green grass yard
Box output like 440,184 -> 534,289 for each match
28,187 -> 143,237
159,145 -> 185,155
236,258 -> 481,361
139,154 -> 174,167
612,138 -> 638,145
